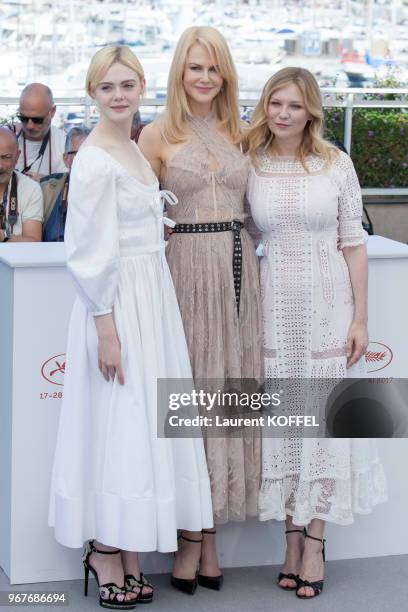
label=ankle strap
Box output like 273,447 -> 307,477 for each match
305,534 -> 326,561
285,528 -> 306,536
202,529 -> 216,535
178,534 -> 202,544
89,540 -> 121,555
305,534 -> 325,544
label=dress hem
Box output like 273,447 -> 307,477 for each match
258,493 -> 388,526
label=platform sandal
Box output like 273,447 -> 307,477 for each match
170,533 -> 202,595
278,527 -> 307,590
296,534 -> 326,598
197,529 -> 224,590
82,540 -> 137,609
124,573 -> 154,604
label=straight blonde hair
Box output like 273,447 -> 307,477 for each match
160,26 -> 242,144
86,45 -> 145,96
246,67 -> 338,167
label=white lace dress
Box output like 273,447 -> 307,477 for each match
246,150 -> 387,525
48,145 -> 213,551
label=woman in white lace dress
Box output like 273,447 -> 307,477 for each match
246,68 -> 387,598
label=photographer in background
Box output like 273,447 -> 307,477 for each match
0,127 -> 43,243
15,83 -> 67,182
41,126 -> 90,242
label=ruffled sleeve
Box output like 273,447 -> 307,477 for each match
336,151 -> 367,249
64,147 -> 119,315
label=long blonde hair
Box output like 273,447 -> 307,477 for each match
160,26 -> 242,144
86,45 -> 145,96
247,67 -> 338,166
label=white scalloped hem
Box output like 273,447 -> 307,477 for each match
258,460 -> 387,526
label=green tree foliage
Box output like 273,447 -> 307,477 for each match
324,107 -> 407,188
324,73 -> 407,188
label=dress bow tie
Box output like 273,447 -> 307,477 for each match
158,190 -> 178,228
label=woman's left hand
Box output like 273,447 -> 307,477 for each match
346,321 -> 368,369
164,226 -> 174,240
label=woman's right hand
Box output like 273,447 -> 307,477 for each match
94,314 -> 125,385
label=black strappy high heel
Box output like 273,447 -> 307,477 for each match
278,527 -> 307,590
296,534 -> 326,598
170,533 -> 202,595
82,540 -> 137,609
124,572 -> 154,604
197,529 -> 223,590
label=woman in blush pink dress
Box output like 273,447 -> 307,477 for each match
139,26 -> 263,594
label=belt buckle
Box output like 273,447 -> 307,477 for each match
231,220 -> 242,231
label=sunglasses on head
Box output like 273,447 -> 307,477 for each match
16,112 -> 50,125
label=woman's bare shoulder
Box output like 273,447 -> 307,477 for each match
139,120 -> 165,147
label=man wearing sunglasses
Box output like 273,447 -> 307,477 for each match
41,126 -> 90,242
0,127 -> 43,243
15,83 -> 67,182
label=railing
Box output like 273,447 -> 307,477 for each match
1,87 -> 407,197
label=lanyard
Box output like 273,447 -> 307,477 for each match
0,172 -> 18,233
20,129 -> 52,175
58,174 -> 70,240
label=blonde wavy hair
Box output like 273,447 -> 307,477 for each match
86,45 -> 145,96
160,26 -> 242,144
247,67 -> 338,167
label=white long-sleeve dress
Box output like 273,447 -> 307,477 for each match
247,150 -> 387,525
48,145 -> 213,551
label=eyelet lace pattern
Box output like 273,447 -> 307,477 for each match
246,150 -> 387,525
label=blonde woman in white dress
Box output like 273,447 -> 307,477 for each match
48,45 -> 213,608
246,67 -> 387,599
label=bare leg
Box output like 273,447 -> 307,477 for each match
172,531 -> 202,580
87,541 -> 137,603
279,516 -> 305,589
297,518 -> 325,597
199,529 -> 222,577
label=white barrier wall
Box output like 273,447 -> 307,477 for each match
0,245 -> 76,584
0,237 -> 407,584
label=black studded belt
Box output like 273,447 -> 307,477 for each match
173,220 -> 244,314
